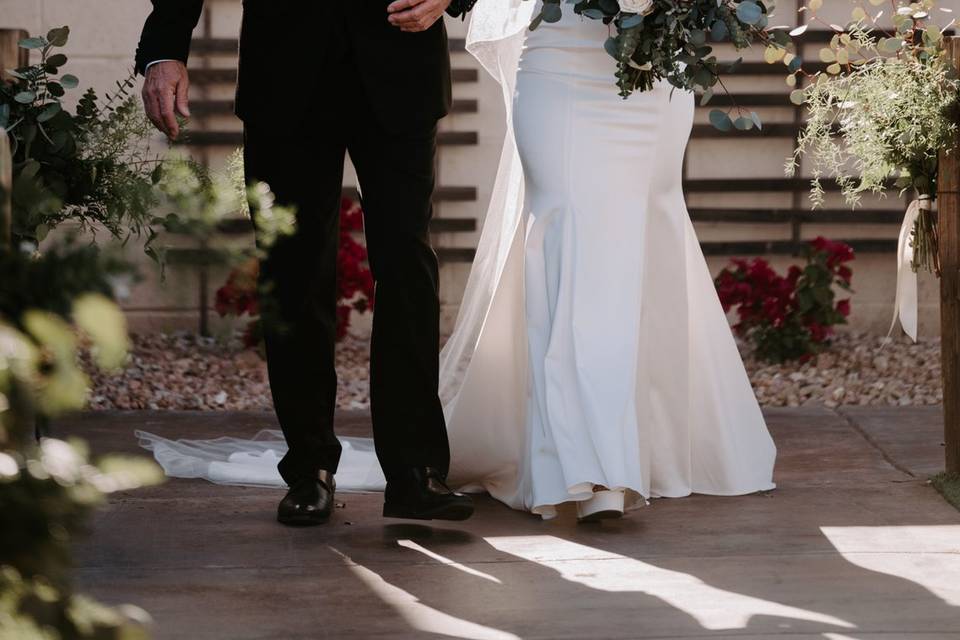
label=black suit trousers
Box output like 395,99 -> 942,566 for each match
243,55 -> 449,486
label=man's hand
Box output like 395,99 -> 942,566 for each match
387,0 -> 453,32
142,61 -> 191,140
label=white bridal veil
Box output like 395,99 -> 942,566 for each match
136,1 -> 536,492
438,0 -> 534,405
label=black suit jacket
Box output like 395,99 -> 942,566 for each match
135,0 -> 475,132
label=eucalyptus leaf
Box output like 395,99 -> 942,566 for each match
771,29 -> 792,46
20,159 -> 41,179
879,37 -> 903,52
708,109 -> 733,132
735,1 -> 763,25
691,65 -> 714,89
710,19 -> 729,41
542,3 -> 563,23
59,74 -> 79,89
14,91 -> 36,104
598,0 -> 619,14
37,103 -> 62,124
18,37 -> 46,50
46,26 -> 70,47
49,130 -> 69,152
604,36 -> 619,58
46,54 -> 67,68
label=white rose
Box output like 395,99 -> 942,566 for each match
619,0 -> 654,14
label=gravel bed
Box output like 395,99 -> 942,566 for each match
85,330 -> 941,412
745,331 -> 942,408
84,332 -> 369,411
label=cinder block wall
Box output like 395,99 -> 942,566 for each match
2,0 -> 953,338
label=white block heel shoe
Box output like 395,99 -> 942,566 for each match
576,489 -> 625,523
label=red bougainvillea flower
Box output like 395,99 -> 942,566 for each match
836,299 -> 851,317
836,265 -> 853,285
215,257 -> 260,318
810,235 -> 855,269
215,198 -> 375,346
786,265 -> 802,286
713,236 -> 855,363
337,198 -> 376,326
806,321 -> 829,343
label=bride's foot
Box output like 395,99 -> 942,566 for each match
576,488 -> 625,523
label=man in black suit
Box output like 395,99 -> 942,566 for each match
136,0 -> 476,525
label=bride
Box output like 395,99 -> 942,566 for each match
139,0 -> 776,522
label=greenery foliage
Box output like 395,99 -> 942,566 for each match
931,472 -> 960,513
0,129 -> 156,635
0,27 -> 162,252
531,0 -> 783,130
152,151 -> 296,269
0,240 -> 128,324
0,238 -> 161,639
783,0 -> 959,274
0,565 -> 152,640
0,24 -> 302,636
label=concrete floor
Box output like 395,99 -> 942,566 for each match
62,406 -> 960,640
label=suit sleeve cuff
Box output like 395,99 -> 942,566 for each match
144,59 -> 177,72
445,0 -> 476,19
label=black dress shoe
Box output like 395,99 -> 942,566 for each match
277,470 -> 335,526
383,467 -> 474,521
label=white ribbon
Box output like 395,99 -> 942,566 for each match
886,197 -> 929,343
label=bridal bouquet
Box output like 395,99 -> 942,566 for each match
531,0 -> 787,130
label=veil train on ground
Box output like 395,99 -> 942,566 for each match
134,0 -> 536,492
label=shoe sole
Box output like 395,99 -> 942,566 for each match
577,508 -> 624,524
277,512 -> 330,527
383,502 -> 475,521
577,489 -> 625,524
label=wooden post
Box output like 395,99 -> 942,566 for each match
0,29 -> 29,83
0,128 -> 10,249
0,30 -> 28,249
938,37 -> 960,474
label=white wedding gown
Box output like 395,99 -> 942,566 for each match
137,4 -> 776,517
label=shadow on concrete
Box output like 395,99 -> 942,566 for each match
359,511 -> 960,639
64,407 -> 960,639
